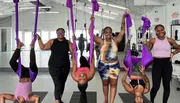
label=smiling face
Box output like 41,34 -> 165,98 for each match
104,27 -> 112,40
155,25 -> 165,38
56,28 -> 65,39
78,72 -> 87,84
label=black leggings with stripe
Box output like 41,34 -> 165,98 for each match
150,57 -> 172,103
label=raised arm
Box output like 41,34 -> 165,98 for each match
139,66 -> 150,94
115,13 -> 126,44
36,34 -> 53,50
71,57 -> 78,82
143,74 -> 150,94
122,67 -> 134,94
88,54 -> 95,81
89,16 -> 103,45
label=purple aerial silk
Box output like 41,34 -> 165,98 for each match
29,68 -> 38,82
125,13 -> 132,38
32,0 -> 39,46
89,0 -> 99,64
141,16 -> 153,68
14,0 -> 39,81
66,0 -> 78,66
14,0 -> 22,77
123,50 -> 133,76
123,14 -> 153,76
141,16 -> 151,36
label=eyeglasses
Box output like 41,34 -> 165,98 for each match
57,32 -> 64,35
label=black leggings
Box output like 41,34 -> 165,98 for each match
150,58 -> 172,103
49,66 -> 70,100
9,48 -> 38,77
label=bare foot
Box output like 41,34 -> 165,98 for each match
17,39 -> 24,49
30,39 -> 35,48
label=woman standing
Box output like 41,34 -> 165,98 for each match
148,24 -> 180,103
36,28 -> 73,103
89,13 -> 125,103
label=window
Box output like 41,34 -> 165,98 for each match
14,31 -> 23,47
66,30 -> 71,41
35,31 -> 40,50
50,30 -> 56,39
41,30 -> 49,43
19,31 -> 23,41
24,31 -> 32,50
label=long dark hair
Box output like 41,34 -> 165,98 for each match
80,56 -> 90,68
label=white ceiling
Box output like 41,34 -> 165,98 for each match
0,0 -> 176,20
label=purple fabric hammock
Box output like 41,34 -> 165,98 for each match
141,16 -> 151,35
123,14 -> 153,76
66,0 -> 78,66
89,0 -> 99,64
125,13 -> 132,38
14,0 -> 39,82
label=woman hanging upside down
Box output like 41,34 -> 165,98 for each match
0,39 -> 39,103
122,66 -> 150,103
71,54 -> 95,103
122,36 -> 151,103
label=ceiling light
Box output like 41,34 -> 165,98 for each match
33,11 -> 59,14
102,15 -> 115,19
98,2 -> 107,5
88,12 -> 115,20
88,0 -> 107,5
20,6 -> 52,10
2,0 -> 13,2
108,4 -> 126,10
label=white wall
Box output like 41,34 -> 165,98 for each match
0,16 -> 12,27
165,0 -> 180,38
145,0 -> 180,38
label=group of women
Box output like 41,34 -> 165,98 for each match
0,11 -> 180,103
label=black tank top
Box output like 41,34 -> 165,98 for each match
48,38 -> 70,67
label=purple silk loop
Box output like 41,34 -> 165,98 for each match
123,49 -> 132,76
89,0 -> 99,64
29,68 -> 38,82
66,0 -> 78,66
141,16 -> 153,68
141,44 -> 153,68
141,16 -> 151,36
123,15 -> 153,76
125,13 -> 132,38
